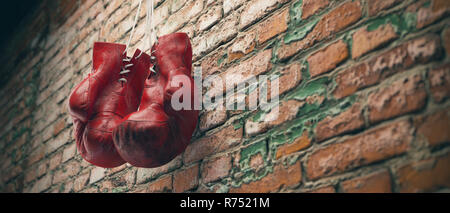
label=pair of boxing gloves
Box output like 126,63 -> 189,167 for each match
68,33 -> 199,168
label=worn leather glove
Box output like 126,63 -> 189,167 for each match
113,33 -> 199,168
68,42 -> 150,168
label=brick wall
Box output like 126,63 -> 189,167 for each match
0,0 -> 449,193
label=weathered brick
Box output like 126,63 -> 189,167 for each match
277,0 -> 362,60
414,108 -> 450,147
27,145 -> 46,166
301,0 -> 329,19
368,0 -> 401,16
275,131 -> 311,159
368,74 -> 426,124
53,160 -> 80,184
277,62 -> 303,96
245,100 -> 304,136
49,152 -> 63,171
89,167 -> 106,184
415,0 -> 450,29
201,154 -> 232,183
184,125 -> 243,164
197,5 -> 222,31
239,0 -> 289,30
199,109 -> 227,132
25,161 -> 48,183
173,164 -> 199,192
341,170 -> 392,193
193,13 -> 238,59
255,8 -> 289,44
428,64 -> 450,103
214,49 -> 272,99
73,171 -> 90,192
158,0 -> 204,35
136,155 -> 182,184
148,175 -> 173,193
333,34 -> 441,99
352,24 -> 398,59
30,174 -> 52,193
62,143 -> 77,163
223,0 -> 246,14
308,40 -> 348,77
397,153 -> 450,192
228,32 -> 256,62
315,102 -> 365,142
229,160 -> 302,193
307,119 -> 412,180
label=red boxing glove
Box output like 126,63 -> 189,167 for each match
68,42 -> 150,168
113,33 -> 199,168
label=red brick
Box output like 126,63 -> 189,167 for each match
199,109 -> 227,132
73,172 -> 90,192
49,152 -> 63,171
255,8 -> 289,44
27,145 -> 46,166
352,24 -> 398,59
30,174 -> 52,193
247,62 -> 303,107
239,0 -> 289,30
111,168 -> 136,187
200,46 -> 227,77
184,125 -> 243,164
53,160 -> 80,184
397,153 -> 450,192
414,108 -> 450,147
315,102 -> 365,142
341,170 -> 392,193
308,40 -> 348,77
136,156 -> 182,184
367,0 -> 401,16
25,161 -> 48,183
192,13 -> 238,59
201,154 -> 232,183
275,131 -> 311,159
229,160 -> 302,193
368,74 -> 426,124
217,49 -> 272,97
197,5 -> 222,31
245,100 -> 304,136
89,167 -> 106,184
148,175 -> 173,193
416,0 -> 450,29
307,119 -> 412,180
173,164 -> 199,193
278,62 -> 303,95
428,64 -> 450,103
228,32 -> 256,62
333,34 -> 441,99
302,0 -> 329,19
277,1 -> 362,60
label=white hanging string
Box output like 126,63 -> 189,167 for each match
136,0 -> 156,59
123,0 -> 144,56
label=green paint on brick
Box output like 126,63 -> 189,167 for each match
217,53 -> 227,66
301,60 -> 311,81
284,18 -> 318,44
367,14 -> 415,35
289,0 -> 303,26
233,119 -> 244,130
287,77 -> 328,101
239,140 -> 267,170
